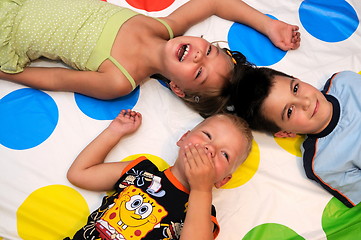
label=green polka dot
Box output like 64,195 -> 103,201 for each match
322,197 -> 361,239
242,223 -> 304,240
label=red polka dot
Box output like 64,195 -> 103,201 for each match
126,0 -> 174,12
109,212 -> 116,219
134,230 -> 142,236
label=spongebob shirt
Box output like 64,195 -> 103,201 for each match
67,156 -> 220,240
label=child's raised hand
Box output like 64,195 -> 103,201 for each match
266,19 -> 301,51
108,109 -> 142,137
183,143 -> 216,192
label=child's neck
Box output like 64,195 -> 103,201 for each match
170,162 -> 190,191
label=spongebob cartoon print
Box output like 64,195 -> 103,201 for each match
95,185 -> 168,239
119,168 -> 166,198
71,159 -> 195,239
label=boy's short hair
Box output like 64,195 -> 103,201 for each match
211,113 -> 253,168
230,67 -> 293,134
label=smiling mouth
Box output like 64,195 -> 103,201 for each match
312,100 -> 319,117
177,44 -> 190,62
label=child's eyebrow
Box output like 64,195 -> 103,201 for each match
281,78 -> 295,121
281,106 -> 286,121
289,79 -> 295,91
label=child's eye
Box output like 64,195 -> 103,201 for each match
293,83 -> 299,94
196,67 -> 202,79
222,152 -> 229,161
203,131 -> 211,139
207,45 -> 212,55
287,106 -> 294,119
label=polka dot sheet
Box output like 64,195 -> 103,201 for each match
1,0 -> 361,239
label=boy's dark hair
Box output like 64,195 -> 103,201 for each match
230,67 -> 293,133
152,49 -> 252,118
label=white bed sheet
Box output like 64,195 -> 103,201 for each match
1,0 -> 361,239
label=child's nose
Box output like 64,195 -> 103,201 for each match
297,96 -> 311,110
204,144 -> 215,157
194,50 -> 204,63
301,98 -> 311,110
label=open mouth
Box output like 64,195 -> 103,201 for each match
177,44 -> 190,62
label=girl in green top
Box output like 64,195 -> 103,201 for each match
0,0 -> 300,116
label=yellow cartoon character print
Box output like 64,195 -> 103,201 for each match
96,185 -> 168,239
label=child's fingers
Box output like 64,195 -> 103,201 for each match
125,109 -> 133,118
119,109 -> 127,116
113,110 -> 142,128
119,109 -> 138,119
136,112 -> 142,122
188,144 -> 206,167
292,32 -> 301,42
188,144 -> 214,170
184,144 -> 216,191
195,144 -> 212,164
184,144 -> 196,168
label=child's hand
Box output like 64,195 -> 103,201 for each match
266,19 -> 301,51
183,143 -> 216,192
108,109 -> 142,137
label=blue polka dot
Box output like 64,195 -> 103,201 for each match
74,87 -> 140,120
299,0 -> 359,42
0,88 -> 58,150
157,79 -> 168,88
228,15 -> 286,66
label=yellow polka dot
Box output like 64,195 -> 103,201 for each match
121,154 -> 170,171
274,135 -> 305,157
222,140 -> 260,189
17,185 -> 89,240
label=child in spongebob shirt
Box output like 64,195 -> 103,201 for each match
70,156 -> 218,239
65,110 -> 253,239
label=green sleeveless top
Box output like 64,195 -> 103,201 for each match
86,9 -> 174,90
0,0 -> 174,90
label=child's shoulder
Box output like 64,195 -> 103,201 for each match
323,71 -> 361,92
122,156 -> 169,175
333,71 -> 361,83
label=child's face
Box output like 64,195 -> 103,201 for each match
262,75 -> 333,135
176,115 -> 248,187
164,36 -> 234,96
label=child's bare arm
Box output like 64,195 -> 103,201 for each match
0,65 -> 132,99
67,110 -> 142,191
165,0 -> 300,50
180,144 -> 216,240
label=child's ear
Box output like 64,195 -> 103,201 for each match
214,174 -> 232,189
274,131 -> 297,138
176,131 -> 190,146
169,81 -> 185,98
